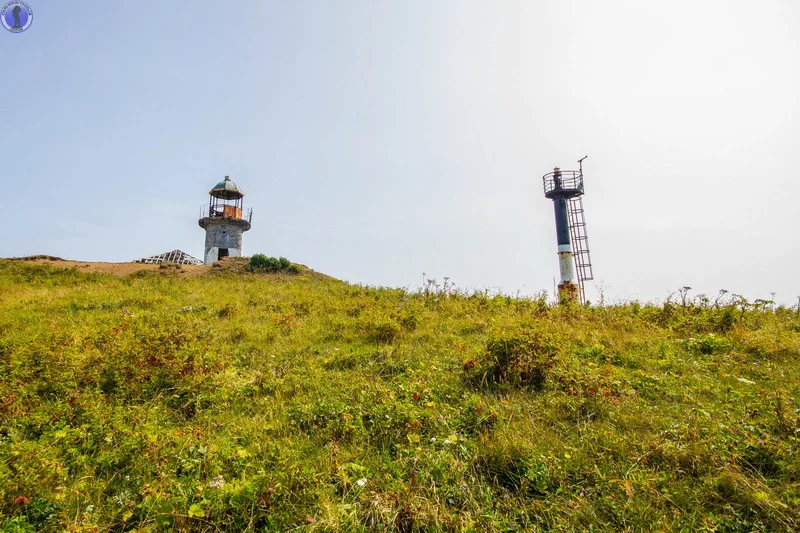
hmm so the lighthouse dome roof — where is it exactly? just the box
[209,176,244,199]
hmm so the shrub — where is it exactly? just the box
[247,254,299,274]
[717,308,737,332]
[473,440,531,490]
[398,306,420,331]
[0,516,36,533]
[367,319,401,344]
[469,329,561,389]
[686,333,729,355]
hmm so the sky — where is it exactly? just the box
[2,0,799,305]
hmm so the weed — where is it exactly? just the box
[687,333,730,355]
[469,328,561,389]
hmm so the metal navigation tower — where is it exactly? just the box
[542,156,594,304]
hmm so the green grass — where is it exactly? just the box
[0,258,798,532]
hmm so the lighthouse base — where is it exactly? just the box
[557,281,579,304]
[205,246,241,265]
[199,217,250,265]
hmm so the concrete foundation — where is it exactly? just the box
[557,280,579,304]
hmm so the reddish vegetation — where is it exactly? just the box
[13,495,30,507]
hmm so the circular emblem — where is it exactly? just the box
[2,1,33,33]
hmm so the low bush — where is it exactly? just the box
[246,254,299,274]
[468,328,561,389]
[686,333,729,355]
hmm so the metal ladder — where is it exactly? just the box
[567,196,594,304]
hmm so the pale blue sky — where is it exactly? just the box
[3,0,799,304]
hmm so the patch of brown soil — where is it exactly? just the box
[18,258,209,277]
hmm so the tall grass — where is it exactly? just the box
[0,259,798,531]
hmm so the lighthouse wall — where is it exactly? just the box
[202,219,245,265]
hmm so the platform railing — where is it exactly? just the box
[542,170,584,196]
[199,204,253,223]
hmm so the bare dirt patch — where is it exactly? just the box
[17,257,209,277]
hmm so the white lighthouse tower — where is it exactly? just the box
[198,176,252,265]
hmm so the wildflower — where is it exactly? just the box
[266,487,274,495]
[306,517,315,523]
[356,478,367,487]
[443,440,452,445]
[208,475,225,489]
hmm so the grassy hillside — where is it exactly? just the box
[0,258,798,532]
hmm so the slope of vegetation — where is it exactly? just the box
[0,259,798,532]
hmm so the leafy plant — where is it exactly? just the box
[246,254,299,273]
[686,333,729,355]
[470,328,561,389]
